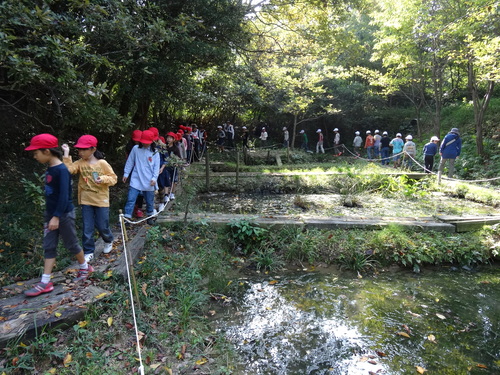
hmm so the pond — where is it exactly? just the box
[195,192,499,217]
[214,266,500,375]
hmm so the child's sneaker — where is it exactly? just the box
[169,193,175,200]
[24,282,54,297]
[163,195,170,203]
[84,253,94,263]
[74,265,94,282]
[103,242,113,254]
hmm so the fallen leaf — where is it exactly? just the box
[269,280,279,285]
[416,365,427,373]
[0,317,7,321]
[55,312,62,317]
[406,310,422,318]
[141,283,148,297]
[476,363,488,369]
[150,363,162,370]
[78,320,88,328]
[227,280,233,286]
[63,353,72,367]
[107,317,113,327]
[16,282,24,286]
[12,357,19,366]
[86,352,93,358]
[95,292,108,299]
[368,360,377,365]
[19,342,28,348]
[436,313,446,320]
[164,290,170,296]
[427,334,436,343]
[402,324,411,334]
[48,368,57,374]
[195,357,208,365]
[208,310,216,316]
[376,351,387,357]
[397,332,411,338]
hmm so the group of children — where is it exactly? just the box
[23,125,196,297]
[352,130,442,171]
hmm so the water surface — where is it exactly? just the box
[215,266,500,374]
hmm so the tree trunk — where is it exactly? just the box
[291,113,298,149]
[468,61,494,157]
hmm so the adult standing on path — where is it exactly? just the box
[333,128,341,156]
[373,130,382,159]
[225,121,235,149]
[438,127,462,183]
[316,129,325,154]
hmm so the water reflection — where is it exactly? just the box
[215,268,500,374]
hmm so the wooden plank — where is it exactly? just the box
[275,153,282,167]
[113,226,148,279]
[157,213,456,232]
[0,285,110,347]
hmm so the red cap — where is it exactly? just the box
[132,130,142,142]
[179,125,185,130]
[140,130,155,144]
[148,127,159,140]
[74,135,98,148]
[166,132,177,139]
[159,136,165,144]
[25,133,58,150]
[186,127,192,132]
[175,133,182,141]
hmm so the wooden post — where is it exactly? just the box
[119,210,128,242]
[287,146,290,163]
[236,149,240,188]
[205,148,210,191]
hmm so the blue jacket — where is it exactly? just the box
[423,142,438,156]
[440,132,461,159]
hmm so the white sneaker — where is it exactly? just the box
[169,193,175,200]
[103,242,113,254]
[84,253,94,263]
[158,203,165,212]
[163,195,170,203]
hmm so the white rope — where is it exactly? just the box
[405,153,500,183]
[119,213,145,375]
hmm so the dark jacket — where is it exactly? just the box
[440,132,461,158]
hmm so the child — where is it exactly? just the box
[364,130,374,159]
[123,130,160,225]
[24,134,93,297]
[389,133,404,168]
[353,131,362,156]
[423,136,440,173]
[316,129,324,154]
[62,135,117,262]
[402,135,416,169]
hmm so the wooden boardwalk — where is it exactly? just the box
[0,226,148,347]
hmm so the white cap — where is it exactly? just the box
[217,125,222,128]
[396,133,402,137]
[375,130,379,134]
[242,126,247,130]
[300,130,305,134]
[262,127,266,130]
[355,131,360,135]
[431,136,440,141]
[333,128,339,132]
[383,131,388,135]
[316,129,322,133]
[405,135,412,140]
[366,130,371,134]
[282,127,287,131]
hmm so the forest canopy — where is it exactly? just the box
[0,0,498,155]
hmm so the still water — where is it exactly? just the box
[215,266,500,375]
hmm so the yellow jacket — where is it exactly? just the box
[63,157,117,207]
